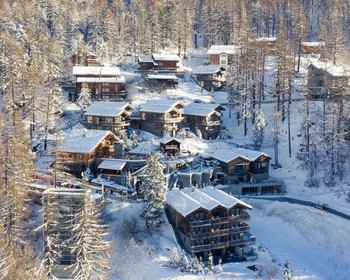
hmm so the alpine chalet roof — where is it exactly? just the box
[166,186,252,217]
[309,61,350,77]
[152,53,180,61]
[58,129,118,154]
[211,148,269,163]
[73,66,121,77]
[184,107,220,117]
[84,101,134,117]
[207,45,239,55]
[139,103,181,114]
[159,136,181,144]
[192,65,225,75]
[146,74,178,80]
[76,77,125,83]
[302,41,325,47]
[98,159,126,171]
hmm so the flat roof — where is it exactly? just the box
[98,159,126,171]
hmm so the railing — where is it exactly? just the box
[190,225,251,240]
[89,121,130,126]
[188,236,256,253]
[190,213,251,227]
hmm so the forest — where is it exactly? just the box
[1,0,350,279]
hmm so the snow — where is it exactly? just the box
[139,103,181,114]
[72,66,121,77]
[84,101,134,117]
[76,76,126,83]
[58,128,116,153]
[146,74,178,80]
[167,187,252,217]
[210,149,269,164]
[98,159,126,171]
[34,51,350,280]
[302,41,325,47]
[309,60,350,77]
[191,65,224,74]
[184,107,219,117]
[152,53,181,61]
[207,45,239,55]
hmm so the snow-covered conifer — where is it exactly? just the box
[215,258,223,274]
[142,153,166,227]
[169,247,179,268]
[207,252,214,274]
[178,250,190,272]
[77,82,92,110]
[283,260,293,280]
[253,107,266,149]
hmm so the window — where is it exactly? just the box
[220,54,228,65]
[235,165,246,174]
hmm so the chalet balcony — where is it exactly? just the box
[190,213,251,227]
[90,121,130,127]
[164,125,178,131]
[190,224,251,240]
[188,235,256,253]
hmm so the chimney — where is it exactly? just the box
[113,141,124,158]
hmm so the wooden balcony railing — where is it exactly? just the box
[190,213,251,227]
[190,225,251,240]
[188,235,256,253]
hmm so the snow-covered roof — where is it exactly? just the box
[211,148,269,163]
[309,61,350,77]
[192,65,225,75]
[138,57,156,64]
[73,66,121,77]
[152,54,180,61]
[98,159,126,171]
[186,102,225,112]
[139,104,181,114]
[76,76,125,83]
[146,74,178,80]
[159,136,181,144]
[166,186,252,217]
[302,42,325,47]
[144,99,186,108]
[184,107,220,117]
[254,37,277,42]
[207,45,239,55]
[202,186,252,209]
[58,128,118,154]
[84,101,134,117]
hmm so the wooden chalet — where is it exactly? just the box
[166,186,256,261]
[249,37,277,54]
[159,137,181,156]
[209,148,285,195]
[211,148,271,183]
[71,49,100,66]
[207,45,239,66]
[145,74,179,90]
[138,54,181,71]
[307,61,350,100]
[57,128,120,176]
[71,66,126,101]
[96,159,127,185]
[183,103,225,140]
[301,42,325,58]
[191,65,226,91]
[132,100,186,137]
[83,101,135,137]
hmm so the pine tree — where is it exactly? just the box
[253,107,266,149]
[283,260,293,280]
[207,252,214,274]
[76,82,92,110]
[169,247,179,268]
[142,153,166,227]
[178,250,190,272]
[69,192,111,280]
[215,258,223,274]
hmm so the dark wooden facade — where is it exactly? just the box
[160,138,181,156]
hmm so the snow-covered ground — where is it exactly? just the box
[34,52,350,279]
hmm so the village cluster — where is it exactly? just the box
[38,39,343,278]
